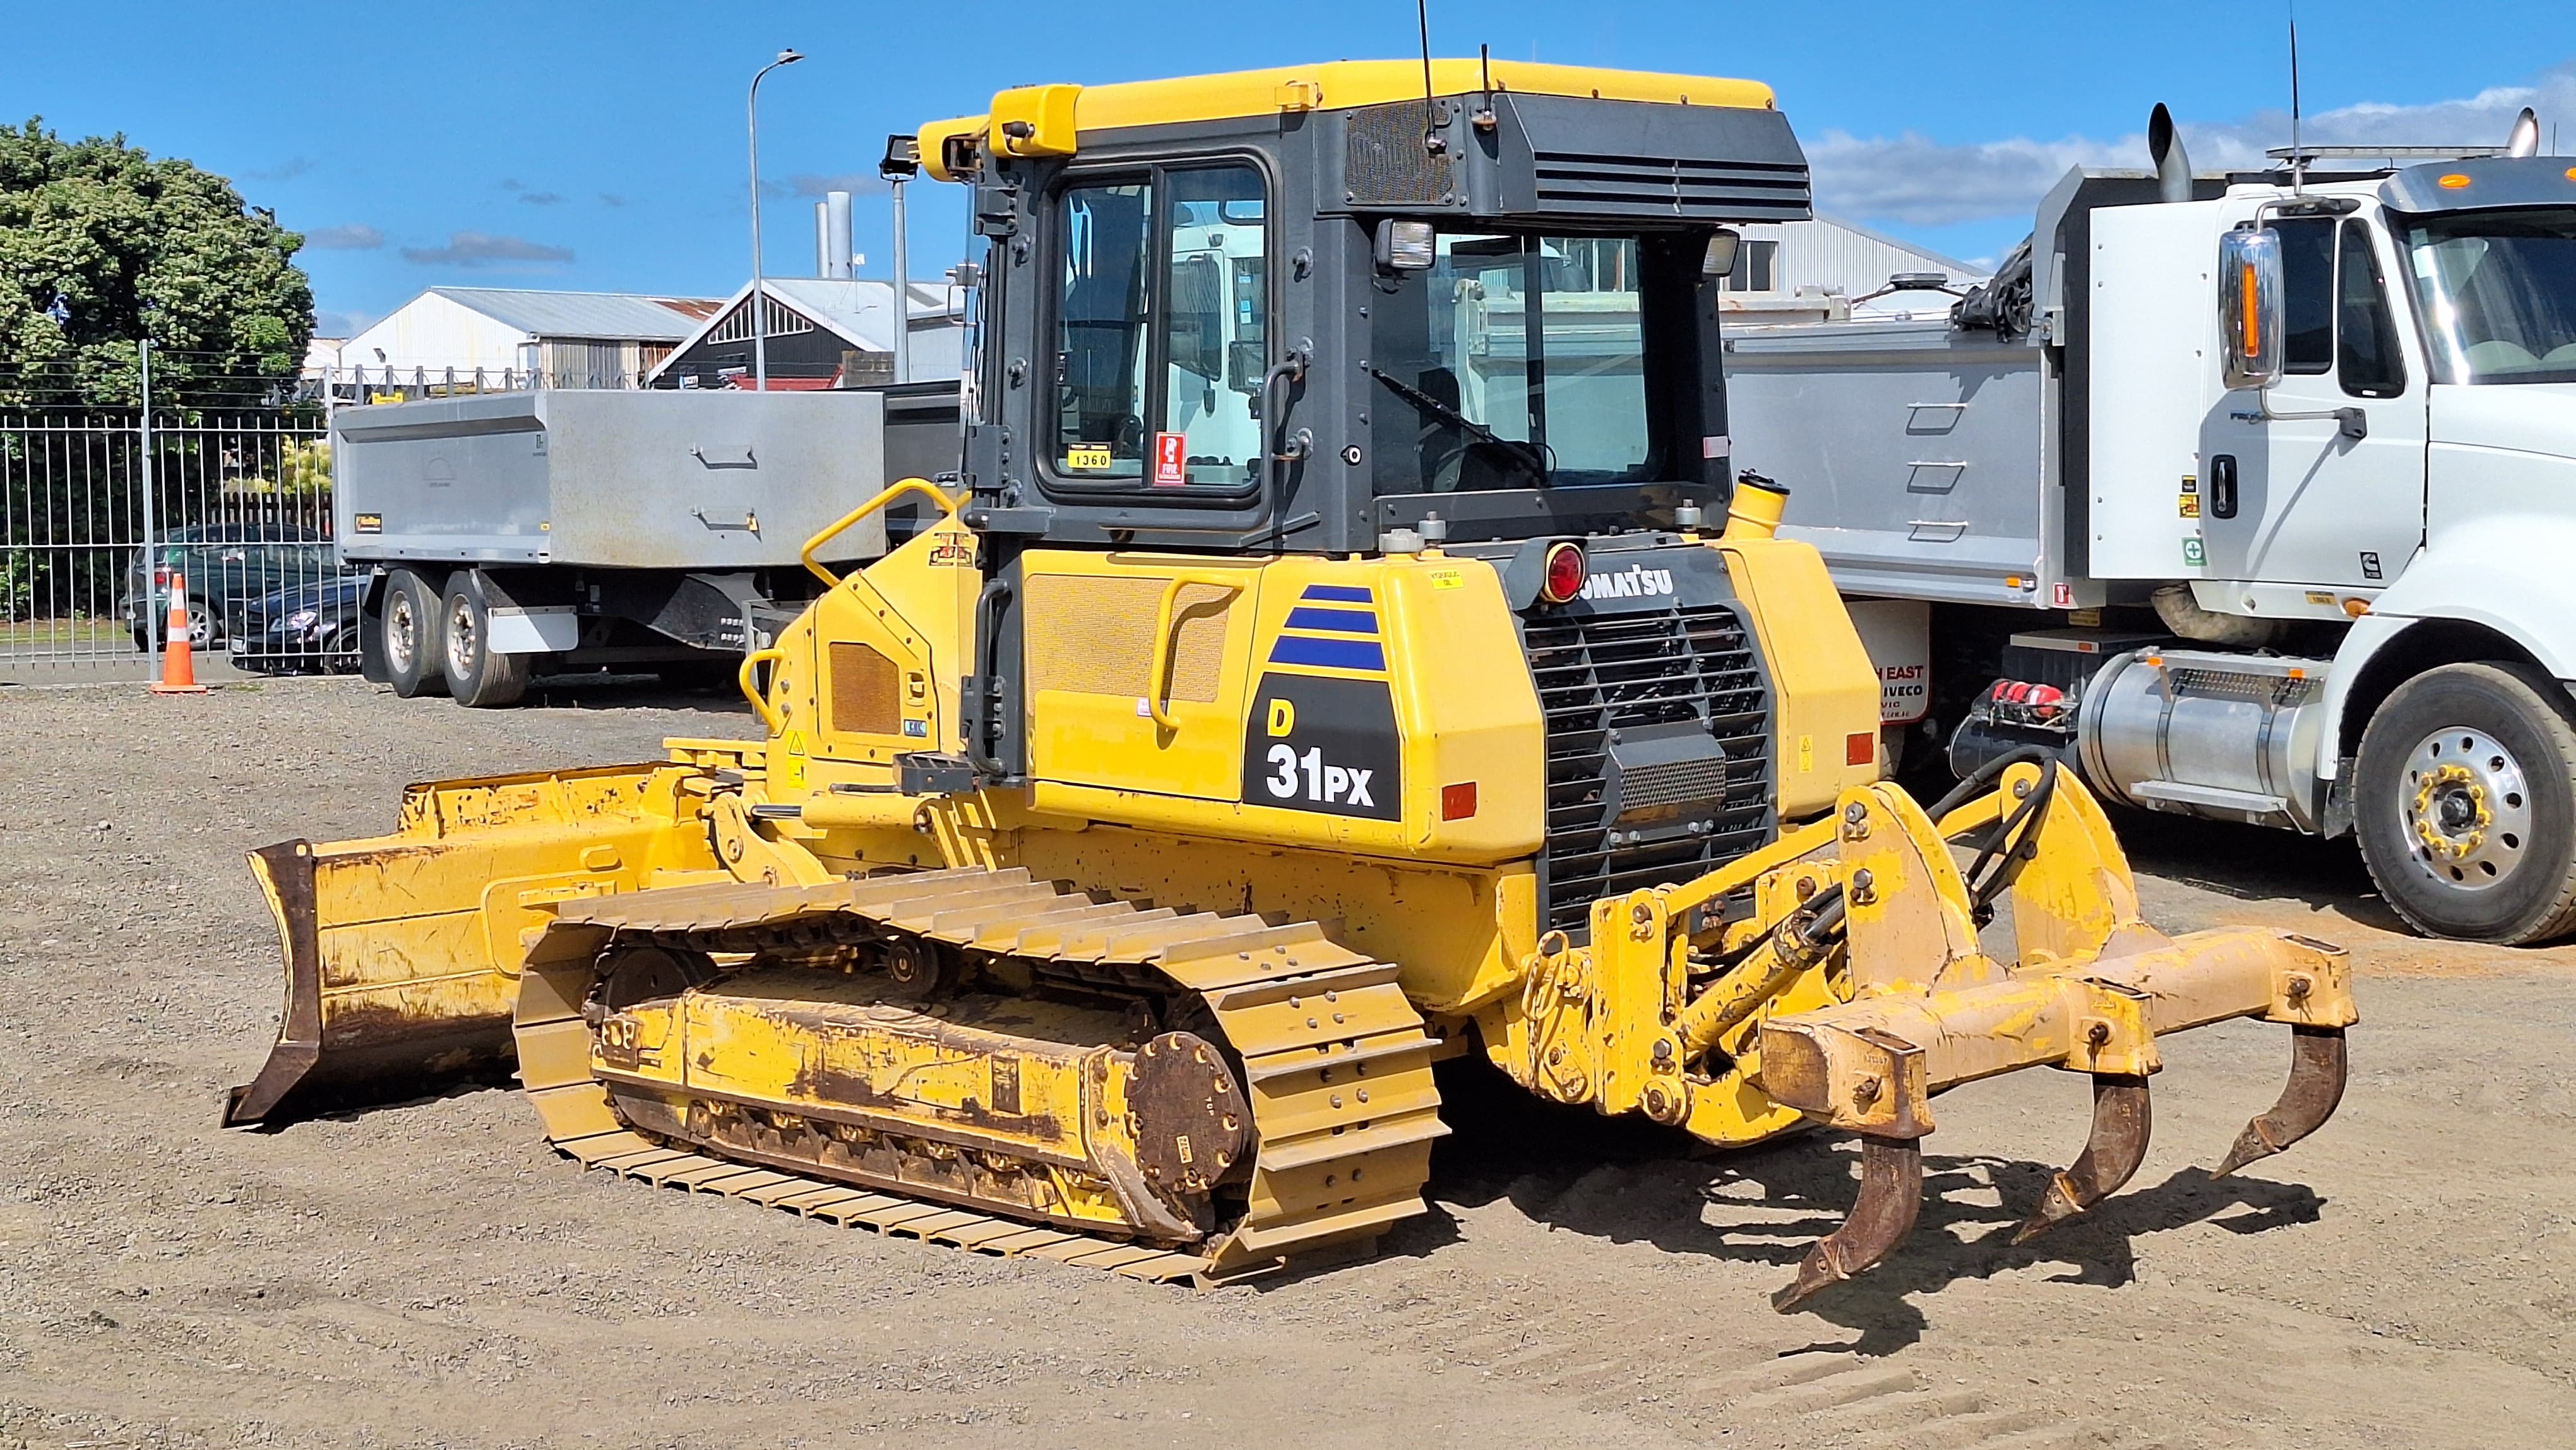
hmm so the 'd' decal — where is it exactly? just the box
[1240,673,1402,822]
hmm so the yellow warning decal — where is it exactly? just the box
[1427,567,1465,590]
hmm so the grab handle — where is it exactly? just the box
[801,477,962,587]
[1144,574,1245,730]
[737,647,788,733]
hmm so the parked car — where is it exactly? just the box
[227,572,366,675]
[124,523,343,651]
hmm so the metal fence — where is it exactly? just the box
[0,407,335,671]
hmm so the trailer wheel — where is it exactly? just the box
[440,573,530,709]
[2354,661,2576,944]
[381,569,447,698]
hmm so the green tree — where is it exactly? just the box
[0,117,314,407]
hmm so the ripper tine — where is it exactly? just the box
[2011,1074,2152,1245]
[1773,1136,1923,1313]
[2212,1026,2350,1179]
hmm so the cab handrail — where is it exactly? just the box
[801,477,962,587]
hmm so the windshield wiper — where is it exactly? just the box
[1364,363,1553,486]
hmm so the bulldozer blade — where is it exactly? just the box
[2010,1074,2152,1245]
[222,840,520,1127]
[1773,1135,1922,1313]
[2212,1026,2349,1179]
[222,760,719,1129]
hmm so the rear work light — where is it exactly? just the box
[1539,541,1586,605]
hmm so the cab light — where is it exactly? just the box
[2439,173,2472,189]
[1539,541,1586,604]
[1441,782,1479,820]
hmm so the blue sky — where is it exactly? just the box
[10,1,2573,335]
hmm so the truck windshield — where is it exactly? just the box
[2399,208,2576,383]
[1368,232,1656,491]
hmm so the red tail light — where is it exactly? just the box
[1539,541,1586,605]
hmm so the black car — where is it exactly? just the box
[227,572,367,674]
[124,522,343,650]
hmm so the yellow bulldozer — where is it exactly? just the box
[227,60,2355,1310]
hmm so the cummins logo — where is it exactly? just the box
[1578,565,1676,602]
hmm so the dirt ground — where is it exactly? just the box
[2,672,2571,1449]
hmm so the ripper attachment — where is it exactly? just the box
[1664,753,2356,1312]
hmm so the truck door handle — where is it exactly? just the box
[2210,455,2238,520]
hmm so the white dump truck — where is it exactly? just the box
[1727,107,2576,944]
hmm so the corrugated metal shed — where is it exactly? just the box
[424,287,719,342]
[1732,216,1987,297]
[647,279,966,387]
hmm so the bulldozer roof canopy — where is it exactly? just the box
[919,59,1779,181]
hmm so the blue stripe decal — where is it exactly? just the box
[1301,584,1374,603]
[1268,635,1387,672]
[1282,607,1378,635]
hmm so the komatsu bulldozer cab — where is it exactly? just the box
[915,62,1816,793]
[927,61,1806,550]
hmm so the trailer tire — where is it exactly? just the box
[440,573,530,709]
[381,569,448,698]
[2354,661,2576,945]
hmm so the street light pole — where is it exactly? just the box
[746,47,804,392]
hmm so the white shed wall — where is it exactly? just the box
[343,292,535,378]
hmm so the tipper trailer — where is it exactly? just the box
[335,385,955,704]
[1728,106,2576,944]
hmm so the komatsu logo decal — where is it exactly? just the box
[1578,565,1675,602]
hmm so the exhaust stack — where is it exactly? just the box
[2506,106,2542,160]
[2149,103,2193,204]
[815,190,854,279]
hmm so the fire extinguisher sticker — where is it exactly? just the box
[1151,432,1188,486]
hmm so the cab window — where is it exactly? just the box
[2276,217,2335,374]
[1369,231,1659,492]
[2335,220,2407,399]
[1050,163,1270,494]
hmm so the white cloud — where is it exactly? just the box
[399,231,575,267]
[1811,63,2576,229]
[304,224,384,250]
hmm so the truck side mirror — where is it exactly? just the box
[2218,226,2285,390]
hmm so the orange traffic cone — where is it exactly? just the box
[150,568,210,695]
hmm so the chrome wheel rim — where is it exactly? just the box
[2401,726,2532,892]
[445,596,477,679]
[385,592,416,673]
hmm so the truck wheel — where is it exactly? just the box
[440,574,530,708]
[2354,661,2576,944]
[381,569,448,698]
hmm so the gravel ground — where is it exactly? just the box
[1,673,2570,1449]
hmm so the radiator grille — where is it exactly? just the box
[1526,602,1772,937]
[1530,150,1810,222]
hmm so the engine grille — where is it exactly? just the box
[1526,602,1772,938]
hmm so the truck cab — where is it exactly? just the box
[1726,125,2576,944]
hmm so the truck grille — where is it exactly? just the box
[1526,602,1772,938]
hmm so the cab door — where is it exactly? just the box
[2203,216,2428,589]
[1018,551,1264,803]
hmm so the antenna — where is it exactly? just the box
[1417,0,1446,156]
[2287,4,2306,193]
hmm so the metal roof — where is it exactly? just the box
[648,279,964,378]
[426,287,724,341]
